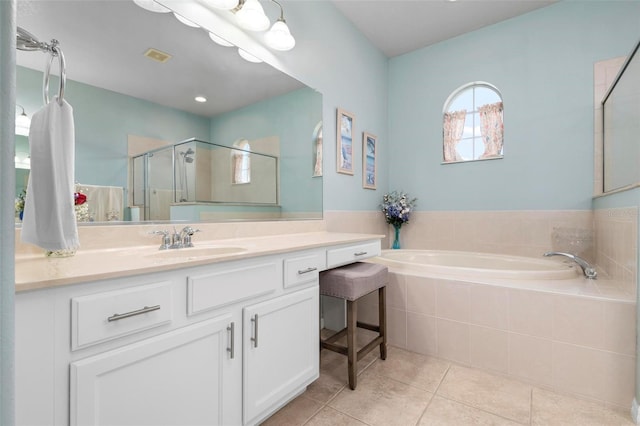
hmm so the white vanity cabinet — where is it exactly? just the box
[243,286,319,425]
[70,313,241,426]
[15,239,381,426]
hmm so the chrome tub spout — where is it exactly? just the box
[543,251,597,279]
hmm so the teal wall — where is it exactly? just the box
[209,87,323,214]
[273,1,389,211]
[388,1,640,211]
[16,66,210,191]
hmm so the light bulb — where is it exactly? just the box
[238,48,262,63]
[235,0,270,31]
[209,32,234,47]
[265,19,295,51]
[207,0,240,9]
[132,0,171,13]
[173,12,200,28]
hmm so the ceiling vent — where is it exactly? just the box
[144,48,172,63]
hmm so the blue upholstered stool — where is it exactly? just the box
[319,262,388,390]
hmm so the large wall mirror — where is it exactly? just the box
[15,0,322,224]
[603,38,640,193]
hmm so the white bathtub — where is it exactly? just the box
[360,249,635,408]
[371,249,578,280]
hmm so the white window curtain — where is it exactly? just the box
[443,109,467,162]
[478,101,504,158]
[232,140,251,184]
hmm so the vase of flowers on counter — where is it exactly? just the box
[381,191,417,249]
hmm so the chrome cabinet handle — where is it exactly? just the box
[227,322,235,359]
[354,251,368,256]
[297,267,318,275]
[107,305,160,322]
[251,314,259,348]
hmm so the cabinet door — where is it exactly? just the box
[243,286,319,425]
[70,314,241,426]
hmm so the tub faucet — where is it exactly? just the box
[543,251,597,279]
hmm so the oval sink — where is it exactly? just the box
[147,246,247,259]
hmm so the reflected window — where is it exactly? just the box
[443,82,503,163]
[232,139,251,184]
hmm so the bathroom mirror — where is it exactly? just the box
[15,0,322,223]
[603,38,640,193]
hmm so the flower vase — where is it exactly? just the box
[392,224,402,249]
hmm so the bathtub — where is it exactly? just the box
[360,249,635,409]
[371,249,578,280]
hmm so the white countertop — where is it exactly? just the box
[15,232,384,292]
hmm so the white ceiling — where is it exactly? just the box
[332,0,557,58]
[15,0,557,117]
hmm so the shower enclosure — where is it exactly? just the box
[132,139,278,221]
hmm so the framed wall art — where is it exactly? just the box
[336,108,355,175]
[362,132,377,189]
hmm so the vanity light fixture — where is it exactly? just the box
[207,0,240,10]
[132,0,170,13]
[238,48,263,63]
[209,31,234,47]
[195,96,207,103]
[235,0,270,31]
[173,12,200,28]
[264,0,295,51]
[15,104,31,137]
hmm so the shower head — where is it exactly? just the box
[179,149,195,163]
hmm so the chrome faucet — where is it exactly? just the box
[151,226,199,250]
[543,251,597,279]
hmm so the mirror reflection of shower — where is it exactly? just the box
[179,147,194,202]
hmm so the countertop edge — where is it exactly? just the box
[15,232,385,293]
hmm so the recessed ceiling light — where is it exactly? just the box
[195,96,207,103]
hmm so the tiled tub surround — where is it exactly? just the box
[327,210,595,261]
[326,209,637,297]
[354,266,636,409]
[594,207,638,298]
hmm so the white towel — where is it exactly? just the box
[21,97,80,251]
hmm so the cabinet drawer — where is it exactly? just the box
[283,251,326,288]
[326,240,381,269]
[187,261,279,316]
[71,281,173,350]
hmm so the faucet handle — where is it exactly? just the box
[181,226,200,236]
[584,267,598,279]
[181,226,200,247]
[150,230,171,250]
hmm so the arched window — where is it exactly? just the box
[232,139,251,184]
[442,82,504,163]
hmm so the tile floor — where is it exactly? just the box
[261,343,635,426]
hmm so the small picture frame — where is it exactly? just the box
[336,108,355,175]
[362,132,377,190]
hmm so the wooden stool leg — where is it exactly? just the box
[378,286,387,360]
[347,299,357,390]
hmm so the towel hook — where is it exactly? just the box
[43,40,66,106]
